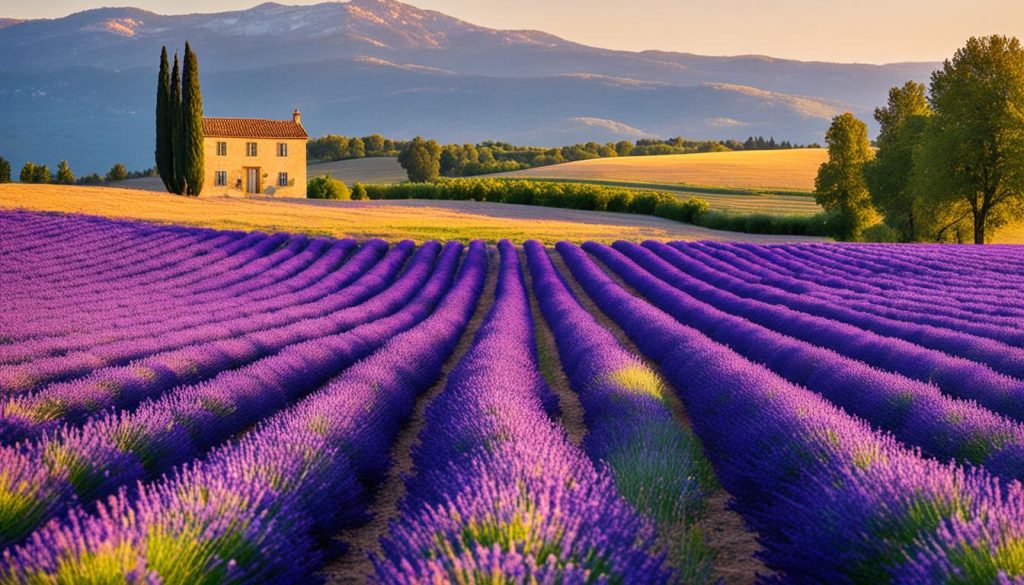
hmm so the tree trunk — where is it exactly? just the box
[974,210,986,244]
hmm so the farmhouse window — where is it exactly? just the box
[246,142,258,156]
[278,172,289,187]
[277,143,288,157]
[216,142,227,156]
[215,171,227,186]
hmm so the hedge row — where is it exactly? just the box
[363,178,829,237]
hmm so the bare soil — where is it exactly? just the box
[319,247,498,583]
[519,248,588,447]
[550,249,771,585]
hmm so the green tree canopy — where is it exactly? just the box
[106,163,129,182]
[864,81,932,241]
[348,137,366,158]
[0,157,10,183]
[914,35,1024,244]
[363,134,385,155]
[814,112,876,241]
[56,160,75,185]
[398,136,442,182]
[19,162,35,183]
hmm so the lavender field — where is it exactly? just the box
[5,209,1024,583]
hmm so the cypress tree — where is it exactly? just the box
[181,42,204,196]
[155,47,173,193]
[170,52,185,195]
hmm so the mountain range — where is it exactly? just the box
[0,0,940,173]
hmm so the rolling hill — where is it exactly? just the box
[497,149,827,192]
[0,0,938,174]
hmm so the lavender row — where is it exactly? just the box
[4,229,287,324]
[0,241,461,548]
[374,240,671,583]
[0,237,365,365]
[559,241,1024,583]
[643,241,1024,387]
[524,240,717,582]
[693,242,1024,335]
[2,217,230,298]
[0,242,439,444]
[0,241,488,584]
[743,243,1024,315]
[593,241,1024,480]
[0,240,400,393]
[1,222,333,339]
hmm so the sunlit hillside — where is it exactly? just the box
[496,149,828,193]
[0,184,825,244]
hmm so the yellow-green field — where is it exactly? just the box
[0,184,825,244]
[307,157,408,185]
[496,149,828,192]
[116,153,825,217]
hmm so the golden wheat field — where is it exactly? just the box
[0,184,825,244]
[497,149,828,193]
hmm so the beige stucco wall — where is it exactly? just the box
[200,137,307,198]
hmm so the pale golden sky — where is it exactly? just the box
[3,0,1023,63]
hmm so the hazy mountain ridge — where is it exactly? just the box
[0,0,939,173]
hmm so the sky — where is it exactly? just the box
[2,0,1023,64]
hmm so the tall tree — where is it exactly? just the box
[170,52,185,195]
[56,160,75,185]
[915,35,1024,244]
[864,81,932,241]
[19,163,35,183]
[155,47,174,193]
[32,164,51,184]
[815,113,876,241]
[397,136,441,182]
[181,42,204,196]
[0,157,10,183]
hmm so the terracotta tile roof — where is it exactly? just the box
[201,117,308,139]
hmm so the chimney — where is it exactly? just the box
[293,109,302,126]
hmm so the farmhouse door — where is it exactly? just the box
[246,168,260,194]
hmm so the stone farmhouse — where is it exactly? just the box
[200,110,308,197]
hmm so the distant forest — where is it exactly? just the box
[307,134,819,178]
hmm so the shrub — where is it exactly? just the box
[352,182,369,201]
[356,177,822,236]
[654,198,709,223]
[307,175,350,200]
[694,211,831,236]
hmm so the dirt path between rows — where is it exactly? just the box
[319,246,498,584]
[549,249,771,585]
[519,249,588,447]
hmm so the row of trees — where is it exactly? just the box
[0,157,135,185]
[156,43,204,196]
[816,35,1024,244]
[312,133,818,181]
[306,134,400,161]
